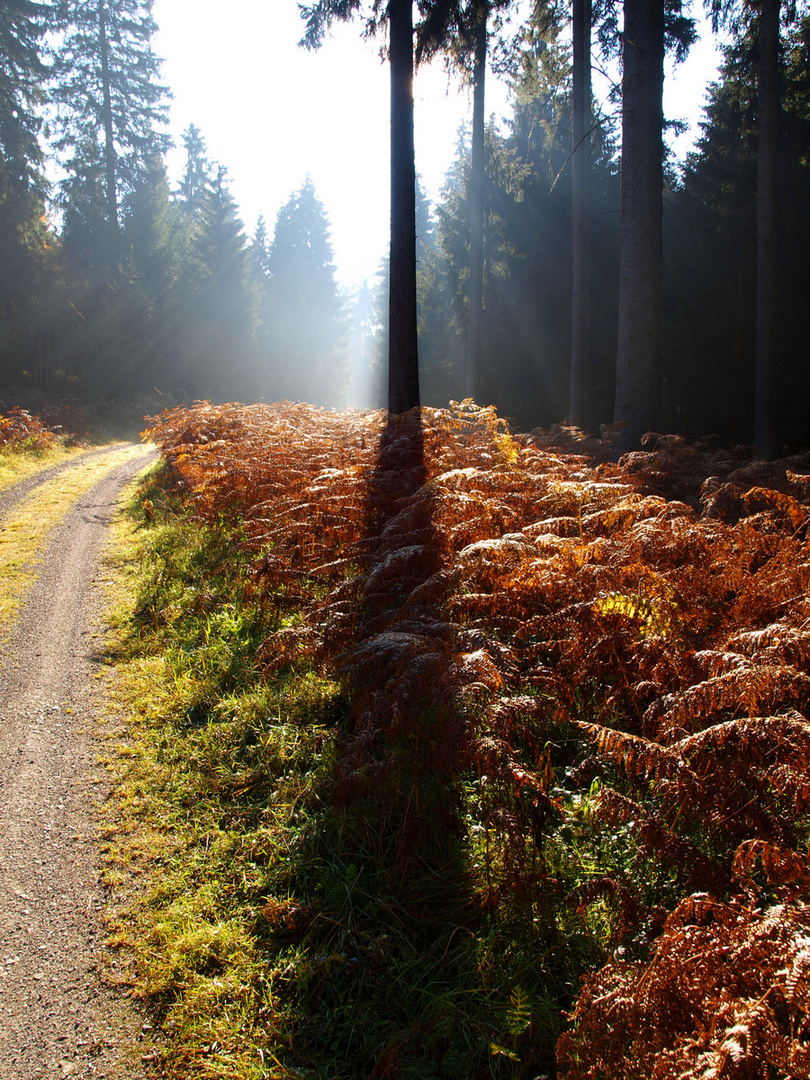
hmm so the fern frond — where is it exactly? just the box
[732,839,810,895]
[597,787,727,894]
[644,667,810,743]
[575,721,700,796]
[558,899,810,1079]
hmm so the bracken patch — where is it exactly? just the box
[142,401,810,1075]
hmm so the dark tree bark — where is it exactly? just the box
[465,1,487,403]
[388,0,420,414]
[569,0,592,427]
[755,0,780,458]
[612,0,665,453]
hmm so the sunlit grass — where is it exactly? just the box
[0,443,156,641]
[99,483,300,1076]
[0,441,88,493]
[95,474,582,1079]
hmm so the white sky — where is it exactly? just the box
[153,0,724,290]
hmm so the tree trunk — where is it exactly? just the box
[612,0,664,453]
[98,0,118,231]
[465,2,487,404]
[569,0,592,427]
[755,0,780,458]
[388,0,420,414]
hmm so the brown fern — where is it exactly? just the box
[557,898,810,1079]
[144,402,810,1074]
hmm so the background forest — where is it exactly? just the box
[2,0,810,447]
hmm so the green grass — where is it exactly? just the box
[0,440,89,493]
[98,469,639,1080]
[0,443,156,640]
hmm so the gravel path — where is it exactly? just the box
[0,446,157,1080]
[0,446,130,523]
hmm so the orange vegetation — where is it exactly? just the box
[145,400,810,1077]
[0,407,61,450]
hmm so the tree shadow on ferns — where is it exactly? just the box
[334,408,471,877]
[288,407,556,1077]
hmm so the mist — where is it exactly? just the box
[3,0,810,454]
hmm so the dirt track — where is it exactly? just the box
[0,446,156,1080]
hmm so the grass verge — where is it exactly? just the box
[98,470,588,1080]
[0,441,89,493]
[0,443,155,641]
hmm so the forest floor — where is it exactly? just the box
[0,444,156,1080]
[121,402,810,1079]
[6,403,810,1079]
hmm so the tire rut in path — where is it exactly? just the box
[0,445,130,525]
[0,447,156,1080]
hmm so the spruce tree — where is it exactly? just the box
[419,28,621,429]
[264,178,347,408]
[666,12,810,448]
[754,0,780,457]
[0,0,49,201]
[178,123,210,211]
[612,0,695,452]
[249,216,271,280]
[416,0,516,404]
[664,39,758,442]
[612,0,666,451]
[570,0,593,427]
[119,154,183,392]
[0,0,52,383]
[176,165,258,402]
[50,0,170,233]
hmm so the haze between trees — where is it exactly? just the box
[2,0,809,451]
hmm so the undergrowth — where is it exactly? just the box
[106,471,562,1079]
[0,407,91,490]
[104,402,810,1079]
[0,405,86,453]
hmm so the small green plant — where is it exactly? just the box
[490,986,532,1075]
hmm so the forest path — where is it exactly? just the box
[0,444,157,1080]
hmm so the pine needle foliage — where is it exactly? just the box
[139,401,810,1076]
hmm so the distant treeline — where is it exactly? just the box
[2,0,810,447]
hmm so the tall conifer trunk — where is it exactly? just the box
[569,0,591,427]
[465,1,487,403]
[612,0,664,452]
[388,0,420,414]
[755,0,780,458]
[98,0,118,231]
